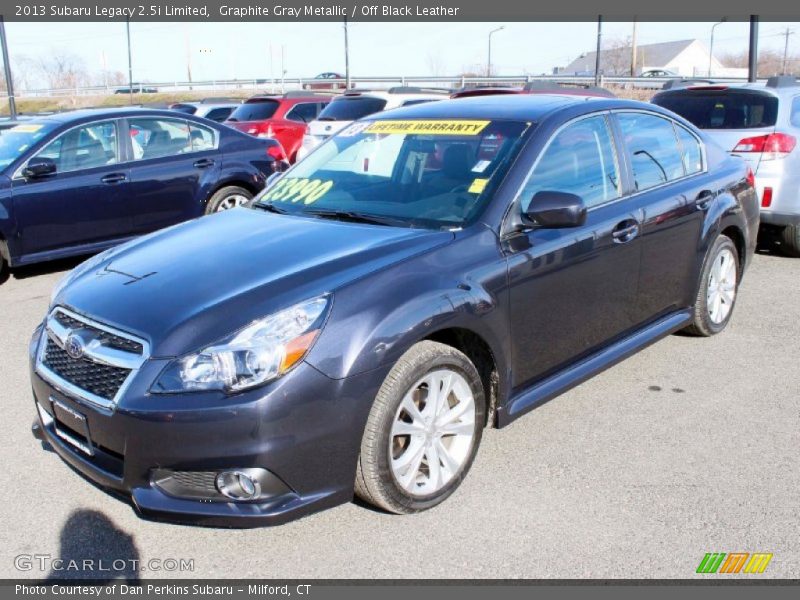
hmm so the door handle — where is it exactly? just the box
[101,173,126,184]
[695,190,715,210]
[193,158,215,169]
[612,221,640,244]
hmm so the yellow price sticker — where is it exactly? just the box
[262,178,334,205]
[365,120,490,136]
[468,178,488,194]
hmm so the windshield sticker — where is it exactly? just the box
[339,122,372,137]
[468,178,489,194]
[471,159,491,173]
[262,178,334,205]
[365,120,490,136]
[10,124,44,133]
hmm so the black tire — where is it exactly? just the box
[779,225,800,258]
[355,341,486,514]
[204,186,253,215]
[683,234,740,337]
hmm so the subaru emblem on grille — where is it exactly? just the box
[64,333,85,360]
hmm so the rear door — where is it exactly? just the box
[12,119,132,256]
[613,111,708,321]
[123,116,221,233]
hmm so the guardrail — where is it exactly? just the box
[1,74,766,98]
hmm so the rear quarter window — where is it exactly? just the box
[654,91,779,129]
[617,113,686,191]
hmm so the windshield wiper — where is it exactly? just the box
[252,201,289,214]
[303,208,408,227]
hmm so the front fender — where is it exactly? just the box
[305,230,511,389]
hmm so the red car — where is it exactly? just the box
[225,92,332,162]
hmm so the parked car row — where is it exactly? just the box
[0,108,287,277]
[25,89,762,526]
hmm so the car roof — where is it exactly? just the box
[14,107,213,126]
[368,94,648,122]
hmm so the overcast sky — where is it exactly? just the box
[4,20,798,86]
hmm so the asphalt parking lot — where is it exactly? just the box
[1,250,798,580]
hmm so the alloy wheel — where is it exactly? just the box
[706,247,737,324]
[389,369,476,497]
[216,194,250,212]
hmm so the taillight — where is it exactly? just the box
[266,143,286,162]
[257,122,274,138]
[746,166,755,188]
[761,186,773,208]
[733,132,796,160]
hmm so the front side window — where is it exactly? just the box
[520,115,620,211]
[253,119,531,229]
[127,118,215,160]
[31,120,118,173]
[617,113,686,191]
[0,121,58,171]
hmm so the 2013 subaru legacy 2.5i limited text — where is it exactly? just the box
[30,95,759,526]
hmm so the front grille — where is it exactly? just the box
[53,311,144,354]
[171,471,219,494]
[44,339,130,401]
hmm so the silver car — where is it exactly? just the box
[653,76,800,256]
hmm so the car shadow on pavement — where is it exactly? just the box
[42,509,141,583]
[12,256,87,281]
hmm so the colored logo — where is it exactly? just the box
[696,552,773,574]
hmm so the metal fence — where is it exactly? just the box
[1,74,765,98]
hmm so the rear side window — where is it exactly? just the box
[617,113,686,191]
[318,97,387,121]
[204,107,234,122]
[675,125,703,175]
[654,91,779,129]
[228,99,280,121]
[128,118,193,160]
[285,102,320,123]
[521,115,620,210]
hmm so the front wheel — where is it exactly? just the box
[355,341,486,514]
[684,234,740,336]
[205,186,253,214]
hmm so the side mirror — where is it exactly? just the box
[22,157,57,179]
[524,191,587,228]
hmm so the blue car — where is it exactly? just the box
[0,108,287,279]
[31,95,758,526]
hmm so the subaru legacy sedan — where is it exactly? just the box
[30,96,758,526]
[0,108,287,280]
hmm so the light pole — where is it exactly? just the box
[344,17,350,89]
[708,19,726,77]
[0,16,17,119]
[126,18,133,104]
[487,26,504,77]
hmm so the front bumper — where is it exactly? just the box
[29,327,385,527]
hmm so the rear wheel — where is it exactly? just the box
[205,186,253,215]
[684,235,739,336]
[779,225,800,258]
[355,341,485,514]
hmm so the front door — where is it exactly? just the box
[12,119,131,257]
[505,114,643,389]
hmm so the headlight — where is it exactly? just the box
[152,296,330,394]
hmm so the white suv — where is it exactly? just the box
[653,76,800,256]
[297,87,448,160]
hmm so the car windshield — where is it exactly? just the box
[317,97,388,121]
[654,91,779,129]
[0,121,58,170]
[253,118,531,229]
[228,99,280,121]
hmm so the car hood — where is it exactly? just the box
[56,209,453,357]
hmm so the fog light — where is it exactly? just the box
[216,470,261,501]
